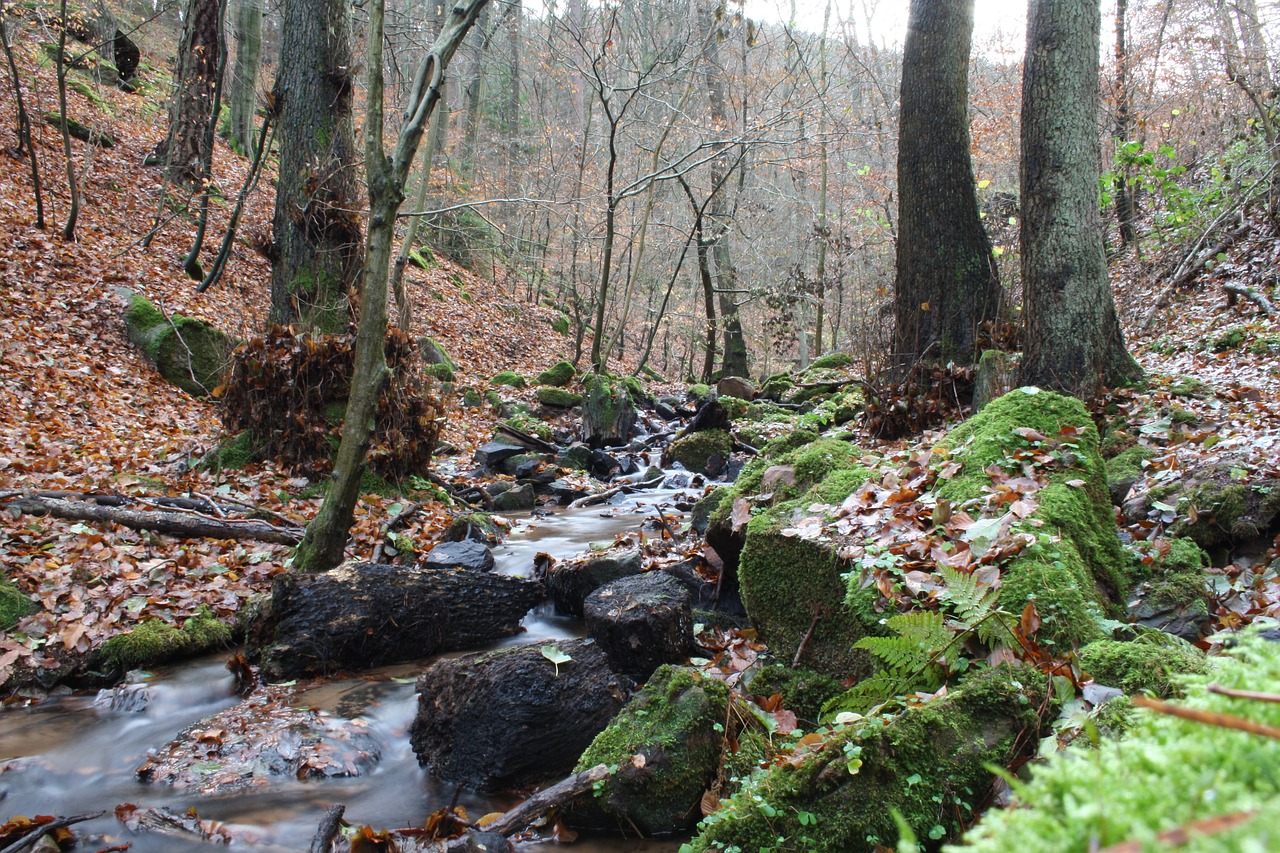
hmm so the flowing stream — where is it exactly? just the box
[0,485,692,852]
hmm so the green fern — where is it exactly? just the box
[937,565,1009,646]
[854,611,952,674]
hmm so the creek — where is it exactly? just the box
[0,485,692,852]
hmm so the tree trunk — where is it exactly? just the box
[292,0,490,572]
[893,0,1002,367]
[151,0,225,184]
[268,0,364,334]
[1020,0,1141,397]
[1112,0,1137,248]
[227,0,262,156]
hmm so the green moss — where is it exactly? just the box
[620,375,650,404]
[1079,636,1207,698]
[423,363,455,382]
[748,665,844,724]
[1169,376,1211,398]
[490,370,526,389]
[759,374,796,402]
[791,439,861,485]
[1173,482,1250,547]
[461,388,482,408]
[1106,446,1153,492]
[483,389,507,414]
[739,505,870,678]
[809,352,855,370]
[550,314,571,335]
[535,361,576,387]
[123,292,230,396]
[813,467,873,504]
[951,628,1280,852]
[1209,325,1246,352]
[535,386,583,408]
[692,487,735,533]
[690,665,1046,853]
[686,383,712,402]
[575,666,730,834]
[669,429,733,475]
[99,607,232,671]
[719,395,750,419]
[202,430,260,472]
[0,579,33,631]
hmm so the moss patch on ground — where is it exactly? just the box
[0,579,33,631]
[490,370,527,389]
[1079,635,1208,698]
[952,627,1280,853]
[574,666,730,835]
[535,386,583,408]
[688,665,1046,853]
[535,360,575,387]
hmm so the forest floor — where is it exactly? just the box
[1,30,1278,694]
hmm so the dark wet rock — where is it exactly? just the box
[245,564,543,680]
[557,444,593,471]
[447,831,514,853]
[441,513,502,545]
[654,400,679,420]
[683,399,732,434]
[474,442,526,469]
[410,638,633,793]
[666,429,731,478]
[585,572,694,681]
[662,471,693,489]
[422,540,495,572]
[136,684,380,793]
[493,482,537,511]
[717,376,756,401]
[500,452,546,477]
[661,556,740,613]
[590,448,623,480]
[95,682,151,713]
[545,479,592,504]
[548,549,644,617]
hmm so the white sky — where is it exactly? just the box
[743,0,1028,58]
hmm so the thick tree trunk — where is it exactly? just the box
[1020,0,1141,397]
[1112,0,1138,248]
[893,0,1002,367]
[268,0,364,333]
[151,0,224,185]
[227,0,262,156]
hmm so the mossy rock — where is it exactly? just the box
[809,352,854,370]
[1106,445,1154,502]
[718,395,750,419]
[935,388,1128,648]
[549,314,571,335]
[759,374,796,402]
[1164,467,1280,550]
[1169,376,1211,398]
[1079,635,1207,698]
[536,386,583,408]
[952,627,1280,852]
[738,504,870,678]
[461,388,482,408]
[98,607,232,671]
[688,665,1047,853]
[490,370,526,389]
[572,665,730,835]
[123,291,230,397]
[0,579,33,632]
[535,360,576,387]
[668,429,733,477]
[748,665,844,725]
[813,467,873,504]
[202,430,261,471]
[500,412,553,442]
[43,111,116,146]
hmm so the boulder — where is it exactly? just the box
[493,482,537,511]
[557,443,593,471]
[474,442,526,469]
[245,564,543,680]
[421,540,495,572]
[584,573,694,680]
[569,666,730,835]
[410,638,633,792]
[418,337,456,382]
[548,549,643,617]
[441,512,502,545]
[717,376,756,400]
[536,386,583,408]
[535,361,577,387]
[122,290,230,397]
[666,429,732,478]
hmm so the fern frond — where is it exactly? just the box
[855,611,950,674]
[821,672,901,719]
[938,565,1009,646]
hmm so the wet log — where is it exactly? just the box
[483,764,610,836]
[584,573,694,681]
[245,564,544,680]
[410,638,633,793]
[0,812,104,853]
[1,494,302,544]
[309,805,345,853]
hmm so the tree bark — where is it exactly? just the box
[1112,0,1138,248]
[893,0,1002,367]
[151,0,225,185]
[227,0,262,156]
[1020,0,1141,397]
[268,0,364,333]
[292,0,489,572]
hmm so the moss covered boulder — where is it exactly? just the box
[1155,463,1280,552]
[0,579,33,632]
[571,666,730,835]
[98,607,232,672]
[535,360,576,387]
[688,665,1046,853]
[936,388,1129,650]
[418,336,456,382]
[123,290,230,396]
[1106,445,1153,504]
[668,429,733,477]
[1127,538,1213,641]
[1079,633,1207,698]
[535,386,583,408]
[490,370,527,389]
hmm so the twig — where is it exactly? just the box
[480,765,610,836]
[1223,282,1278,317]
[372,500,427,562]
[0,811,105,853]
[308,804,345,853]
[1133,695,1280,740]
[568,475,665,508]
[1097,810,1257,853]
[1207,683,1280,704]
[792,607,821,668]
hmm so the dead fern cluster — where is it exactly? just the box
[861,362,976,440]
[220,325,442,479]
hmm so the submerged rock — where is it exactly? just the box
[410,638,633,793]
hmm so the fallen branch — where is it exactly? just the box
[494,422,558,454]
[1223,282,1278,317]
[1133,695,1280,740]
[2,495,304,544]
[480,764,610,836]
[0,812,104,853]
[1142,223,1252,327]
[568,475,665,508]
[1098,809,1257,853]
[309,805,345,853]
[1207,683,1280,704]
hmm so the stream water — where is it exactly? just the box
[0,485,693,852]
